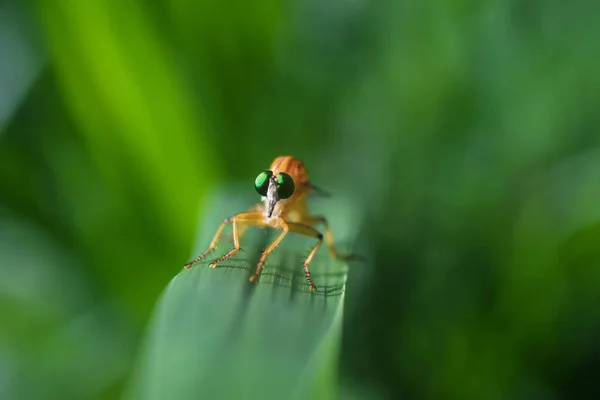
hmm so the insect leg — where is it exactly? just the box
[234,204,263,241]
[249,219,289,284]
[207,211,264,268]
[287,223,324,292]
[302,216,343,260]
[184,219,229,268]
[217,213,290,285]
[208,215,242,268]
[183,211,263,269]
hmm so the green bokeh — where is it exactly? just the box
[2,0,600,398]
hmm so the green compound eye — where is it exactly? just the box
[276,172,295,199]
[254,170,272,196]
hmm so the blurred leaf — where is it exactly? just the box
[166,0,288,171]
[128,185,361,399]
[0,208,134,399]
[501,148,600,336]
[0,0,45,132]
[35,0,219,318]
[36,0,216,236]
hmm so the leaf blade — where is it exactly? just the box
[128,185,359,399]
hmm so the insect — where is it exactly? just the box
[184,155,345,292]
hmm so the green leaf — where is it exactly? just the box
[128,185,360,399]
[0,1,45,132]
[0,208,133,399]
[35,0,220,319]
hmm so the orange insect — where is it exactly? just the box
[184,156,345,292]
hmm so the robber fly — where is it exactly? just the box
[184,156,346,292]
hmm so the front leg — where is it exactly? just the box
[198,212,290,284]
[249,218,289,284]
[183,218,229,268]
[184,211,263,269]
[208,214,242,268]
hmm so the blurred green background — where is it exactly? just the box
[2,0,600,398]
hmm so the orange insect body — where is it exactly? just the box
[184,156,343,292]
